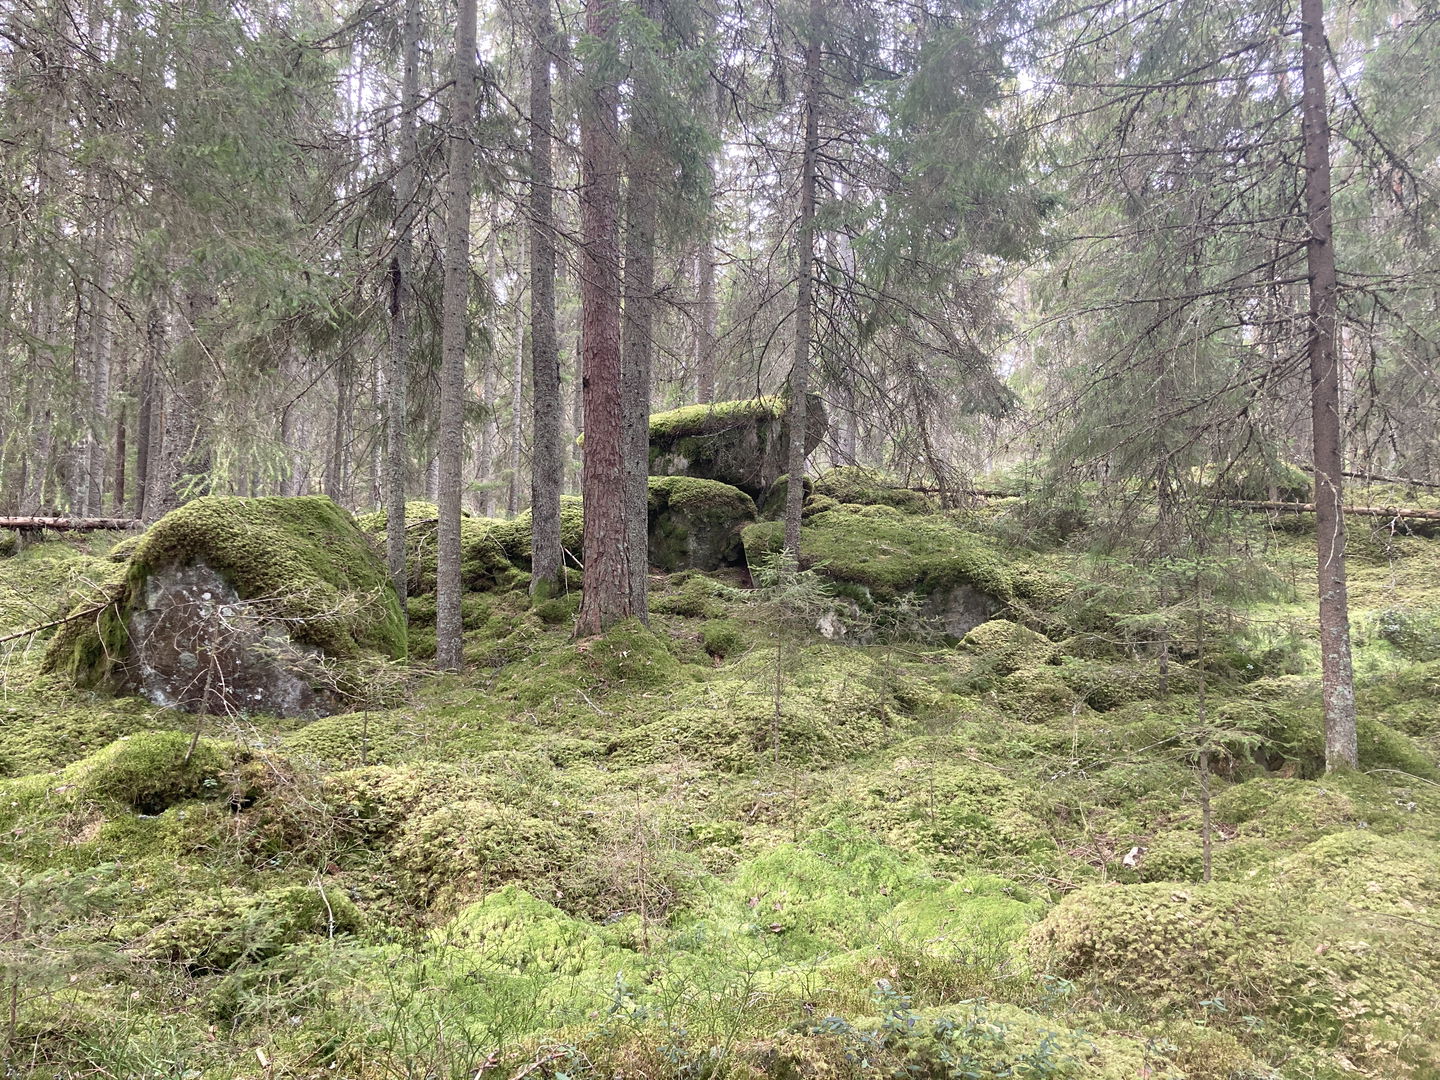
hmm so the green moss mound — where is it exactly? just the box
[141,884,361,970]
[811,466,936,514]
[647,476,756,572]
[743,505,1014,604]
[358,501,524,595]
[47,496,406,688]
[1026,880,1294,1009]
[960,619,1056,677]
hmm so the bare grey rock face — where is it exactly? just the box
[122,561,338,717]
[922,583,1002,640]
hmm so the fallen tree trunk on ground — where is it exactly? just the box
[0,516,141,532]
[1224,500,1440,521]
[1298,465,1440,490]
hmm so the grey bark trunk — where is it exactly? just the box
[783,2,822,559]
[135,305,162,519]
[1301,0,1357,771]
[621,33,659,620]
[384,0,420,608]
[528,0,565,595]
[574,0,633,636]
[695,244,717,404]
[435,0,478,671]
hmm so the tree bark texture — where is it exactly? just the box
[1301,0,1357,771]
[575,0,633,637]
[783,1,822,560]
[384,0,420,609]
[621,11,659,621]
[435,0,477,671]
[529,0,565,596]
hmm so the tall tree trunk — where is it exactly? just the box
[529,0,565,595]
[134,305,162,519]
[695,244,717,404]
[435,0,477,671]
[385,0,420,606]
[574,0,632,637]
[113,340,127,514]
[325,357,353,504]
[1301,0,1356,771]
[508,272,525,516]
[621,19,659,621]
[783,0,822,559]
[86,199,114,515]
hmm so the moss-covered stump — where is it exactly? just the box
[45,496,405,717]
[648,396,827,498]
[647,477,756,572]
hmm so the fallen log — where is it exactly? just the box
[1224,500,1440,521]
[1298,465,1440,491]
[0,516,141,532]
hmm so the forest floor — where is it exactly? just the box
[2,488,1439,1080]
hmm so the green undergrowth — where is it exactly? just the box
[3,508,1440,1078]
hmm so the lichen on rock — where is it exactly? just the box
[45,496,405,717]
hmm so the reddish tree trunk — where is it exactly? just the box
[574,0,633,637]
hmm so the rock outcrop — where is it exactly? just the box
[648,396,827,499]
[46,496,405,717]
[646,477,757,573]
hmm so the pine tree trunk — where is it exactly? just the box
[134,305,161,519]
[325,357,353,504]
[507,235,525,517]
[1300,0,1357,771]
[86,200,114,515]
[435,0,477,671]
[529,0,565,595]
[621,29,659,621]
[783,1,822,559]
[695,244,717,404]
[384,0,419,606]
[574,0,633,637]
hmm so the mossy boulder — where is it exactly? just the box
[358,501,525,595]
[490,496,586,570]
[960,619,1056,676]
[647,477,756,572]
[743,505,1013,636]
[811,466,935,514]
[1026,880,1295,1010]
[648,396,827,498]
[141,883,361,971]
[45,496,405,717]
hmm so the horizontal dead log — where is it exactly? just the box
[1298,465,1440,490]
[1224,500,1440,521]
[0,516,141,532]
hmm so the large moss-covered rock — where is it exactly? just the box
[811,466,935,514]
[357,502,527,595]
[648,396,827,498]
[742,504,1013,635]
[45,496,405,717]
[647,477,756,572]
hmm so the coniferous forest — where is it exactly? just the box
[3,0,1440,1076]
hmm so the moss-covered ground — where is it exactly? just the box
[2,489,1438,1079]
